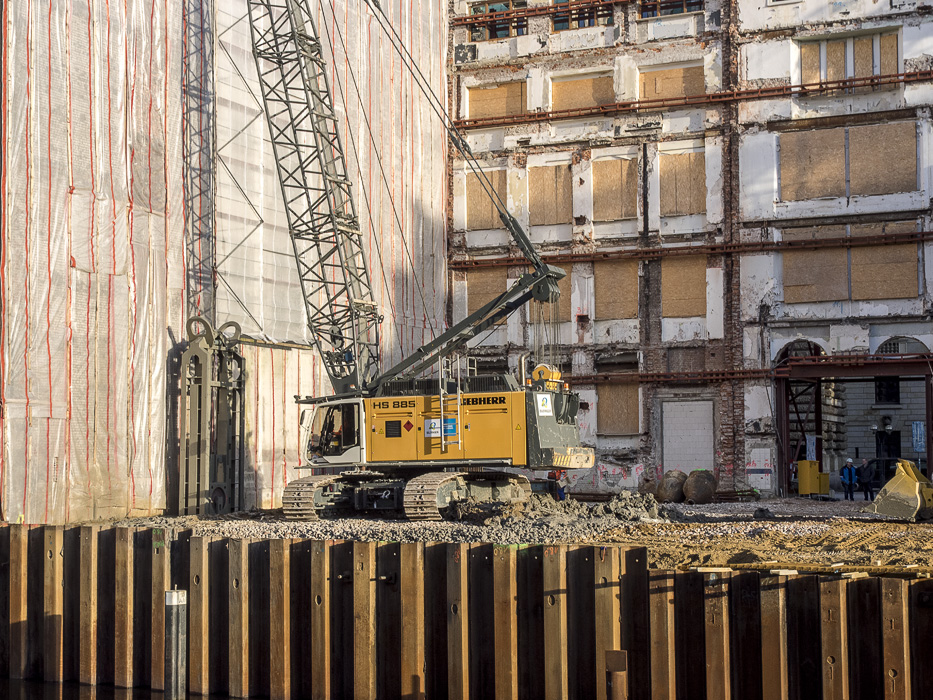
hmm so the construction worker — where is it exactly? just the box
[840,458,857,501]
[858,458,876,501]
[547,469,568,501]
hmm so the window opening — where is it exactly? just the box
[309,403,361,458]
[470,1,528,41]
[640,0,703,19]
[874,378,901,405]
[553,0,613,31]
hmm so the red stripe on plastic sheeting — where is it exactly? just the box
[85,0,94,499]
[0,0,8,514]
[45,0,54,522]
[23,0,33,519]
[270,347,276,503]
[253,349,259,504]
[105,0,115,493]
[127,0,137,509]
[145,0,156,508]
[64,0,75,523]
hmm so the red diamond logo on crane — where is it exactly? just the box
[404,420,414,432]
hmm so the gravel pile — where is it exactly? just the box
[116,491,669,545]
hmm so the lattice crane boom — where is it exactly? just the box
[247,0,381,394]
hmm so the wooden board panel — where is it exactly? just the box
[353,541,377,700]
[399,542,426,700]
[493,545,518,700]
[730,572,763,699]
[853,37,874,79]
[848,577,883,700]
[43,527,64,683]
[849,122,917,196]
[268,539,291,700]
[423,543,448,700]
[594,259,638,320]
[787,576,822,699]
[909,580,933,699]
[596,383,639,436]
[594,547,621,700]
[188,536,210,696]
[850,244,918,301]
[529,165,573,226]
[661,255,707,318]
[466,169,507,231]
[113,527,134,688]
[467,267,508,324]
[593,159,638,222]
[881,33,898,75]
[821,578,849,700]
[150,528,171,691]
[517,545,545,700]
[782,249,848,304]
[468,544,495,698]
[800,42,821,85]
[639,65,705,101]
[703,572,731,700]
[228,539,250,699]
[674,571,705,700]
[553,75,615,111]
[79,526,98,686]
[376,541,402,697]
[543,544,568,700]
[826,39,846,89]
[469,82,527,120]
[447,543,470,700]
[881,578,910,700]
[648,570,676,700]
[780,128,846,201]
[659,151,706,217]
[760,575,789,700]
[566,546,596,700]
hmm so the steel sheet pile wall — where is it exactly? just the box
[2,526,932,699]
[0,0,186,524]
[207,0,449,510]
[0,0,448,521]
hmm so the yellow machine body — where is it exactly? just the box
[366,391,528,466]
[797,460,828,496]
[868,459,933,521]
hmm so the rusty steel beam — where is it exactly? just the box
[449,230,933,270]
[454,70,933,129]
[451,0,620,27]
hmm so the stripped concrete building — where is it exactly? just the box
[448,0,933,495]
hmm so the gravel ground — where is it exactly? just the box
[115,493,933,570]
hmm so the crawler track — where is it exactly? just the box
[282,474,343,520]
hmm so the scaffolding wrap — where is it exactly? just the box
[0,0,448,522]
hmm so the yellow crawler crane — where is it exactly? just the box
[867,459,933,522]
[243,1,594,521]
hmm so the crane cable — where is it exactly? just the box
[319,2,438,343]
[362,0,521,261]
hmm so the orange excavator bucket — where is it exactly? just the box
[867,459,933,521]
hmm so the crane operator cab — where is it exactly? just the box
[305,400,364,465]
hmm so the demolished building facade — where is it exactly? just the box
[448,0,933,495]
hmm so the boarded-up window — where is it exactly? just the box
[800,42,821,85]
[594,260,638,320]
[466,170,507,231]
[552,75,615,112]
[468,82,527,120]
[596,383,639,435]
[849,122,917,196]
[850,221,918,300]
[880,33,898,75]
[661,256,706,318]
[781,226,848,304]
[467,267,508,321]
[779,129,846,201]
[798,33,899,90]
[639,65,705,101]
[825,39,846,85]
[851,245,918,300]
[529,165,573,226]
[592,159,638,222]
[659,151,706,217]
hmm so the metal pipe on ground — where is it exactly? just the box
[164,590,188,700]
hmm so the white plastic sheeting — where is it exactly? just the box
[0,0,185,523]
[214,1,449,509]
[0,0,448,521]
